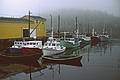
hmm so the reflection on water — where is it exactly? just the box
[0,41,120,80]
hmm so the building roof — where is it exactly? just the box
[0,15,46,22]
[0,17,29,22]
[22,15,46,21]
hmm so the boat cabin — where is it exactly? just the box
[12,41,42,48]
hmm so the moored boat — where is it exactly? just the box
[60,17,81,49]
[9,40,43,55]
[91,28,101,45]
[21,41,42,54]
[42,15,66,56]
[99,34,109,42]
[41,55,82,67]
[0,50,42,64]
[60,38,81,49]
[42,37,66,56]
[99,26,110,42]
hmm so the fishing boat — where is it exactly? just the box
[21,41,42,54]
[38,47,84,67]
[9,41,22,53]
[42,15,66,56]
[60,17,81,49]
[40,55,82,67]
[60,37,81,49]
[78,34,91,45]
[91,28,101,45]
[99,28,109,42]
[79,34,91,41]
[0,50,42,64]
[9,11,43,55]
[42,37,66,56]
[99,34,109,42]
[9,40,43,54]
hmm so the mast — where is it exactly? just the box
[50,15,53,38]
[103,24,106,35]
[28,10,31,37]
[75,16,78,38]
[58,15,60,38]
[88,24,90,34]
[92,28,95,36]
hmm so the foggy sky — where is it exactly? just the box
[0,0,120,17]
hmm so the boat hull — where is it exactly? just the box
[42,48,65,56]
[0,51,42,64]
[21,48,42,54]
[99,36,109,42]
[91,36,100,46]
[41,56,82,67]
[9,47,21,53]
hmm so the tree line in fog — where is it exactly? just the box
[40,9,120,39]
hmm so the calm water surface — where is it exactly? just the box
[0,40,120,80]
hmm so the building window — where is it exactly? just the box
[36,20,39,24]
[23,29,29,37]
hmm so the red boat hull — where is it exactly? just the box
[91,36,101,46]
[21,48,43,55]
[42,56,82,67]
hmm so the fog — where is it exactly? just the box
[0,0,120,17]
[0,0,120,38]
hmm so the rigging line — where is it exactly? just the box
[30,22,40,36]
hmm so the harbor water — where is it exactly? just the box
[0,40,120,80]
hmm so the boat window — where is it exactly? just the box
[57,44,60,46]
[30,43,32,45]
[20,43,22,44]
[45,43,47,46]
[71,39,74,41]
[36,43,38,45]
[66,39,68,40]
[33,43,36,45]
[52,43,55,46]
[61,39,63,40]
[23,43,26,45]
[49,43,51,46]
[27,43,29,45]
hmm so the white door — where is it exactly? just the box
[30,29,36,39]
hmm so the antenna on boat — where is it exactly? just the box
[50,14,53,39]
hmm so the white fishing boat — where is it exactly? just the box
[10,40,43,54]
[42,15,66,56]
[42,37,66,56]
[99,28,109,42]
[9,11,43,54]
